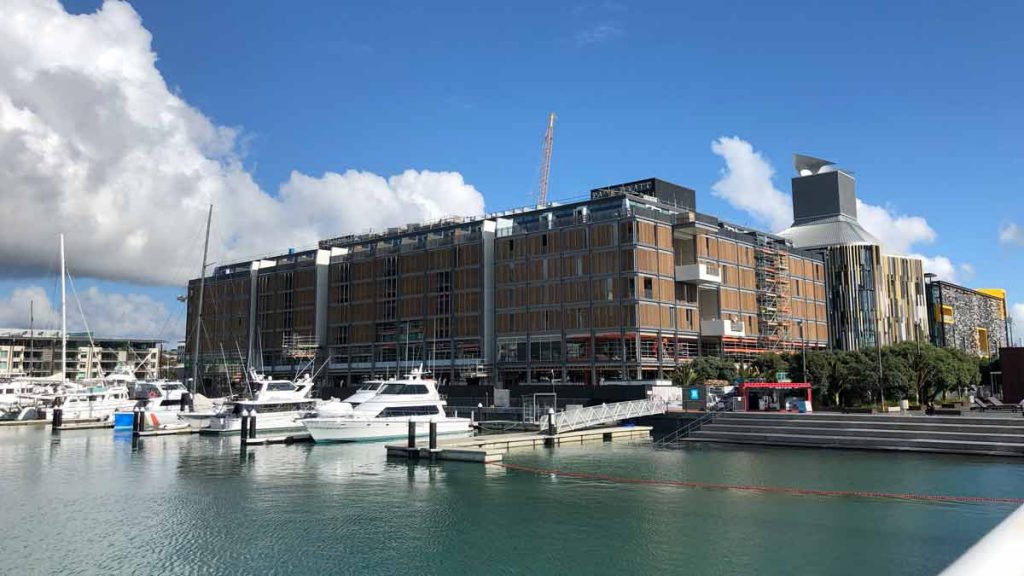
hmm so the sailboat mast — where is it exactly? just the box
[191,205,213,396]
[60,234,67,385]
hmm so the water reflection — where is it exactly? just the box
[0,427,1019,575]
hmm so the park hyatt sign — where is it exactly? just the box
[590,178,696,210]
[591,179,657,199]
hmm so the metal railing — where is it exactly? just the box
[655,404,731,447]
[539,398,667,434]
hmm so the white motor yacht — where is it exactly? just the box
[196,372,318,434]
[42,384,132,421]
[301,367,471,443]
[314,377,396,418]
[0,381,33,410]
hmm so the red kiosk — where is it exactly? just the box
[739,382,812,412]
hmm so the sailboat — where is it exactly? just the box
[14,235,133,421]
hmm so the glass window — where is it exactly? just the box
[380,384,429,395]
[378,405,442,417]
[267,382,296,392]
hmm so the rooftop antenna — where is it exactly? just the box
[537,112,556,206]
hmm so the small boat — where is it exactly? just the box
[301,367,472,443]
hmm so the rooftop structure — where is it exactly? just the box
[778,154,927,351]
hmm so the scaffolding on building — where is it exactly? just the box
[282,333,319,360]
[755,235,792,352]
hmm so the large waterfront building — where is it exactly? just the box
[0,328,162,380]
[779,155,927,351]
[187,177,828,389]
[925,279,1008,357]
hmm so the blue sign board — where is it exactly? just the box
[689,388,700,401]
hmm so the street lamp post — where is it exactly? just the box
[797,320,807,382]
[876,318,885,411]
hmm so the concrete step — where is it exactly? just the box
[704,424,1024,444]
[707,418,1024,435]
[716,412,1024,427]
[688,430,1024,457]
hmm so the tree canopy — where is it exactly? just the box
[684,342,983,408]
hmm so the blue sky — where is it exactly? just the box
[1,0,1022,340]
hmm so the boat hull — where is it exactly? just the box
[302,417,472,443]
[113,408,186,430]
[202,411,308,435]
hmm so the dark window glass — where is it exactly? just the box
[378,405,442,417]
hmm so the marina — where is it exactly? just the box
[2,2,1022,574]
[0,424,1020,575]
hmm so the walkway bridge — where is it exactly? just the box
[539,398,667,434]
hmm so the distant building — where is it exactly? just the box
[779,154,927,351]
[0,328,162,380]
[925,279,1008,357]
[187,177,829,388]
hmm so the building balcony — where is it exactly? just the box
[675,262,722,285]
[701,319,746,338]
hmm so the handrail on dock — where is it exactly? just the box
[655,405,730,446]
[539,398,667,434]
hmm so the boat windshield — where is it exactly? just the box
[230,401,317,415]
[266,382,296,392]
[380,384,428,395]
[358,383,382,392]
[133,383,163,399]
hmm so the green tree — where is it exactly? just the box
[880,347,913,402]
[840,350,879,406]
[752,353,787,380]
[801,350,834,405]
[670,362,699,388]
[691,356,736,383]
[736,362,761,384]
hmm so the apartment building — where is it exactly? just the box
[779,155,928,350]
[185,250,330,387]
[492,180,826,386]
[0,329,162,380]
[187,177,828,388]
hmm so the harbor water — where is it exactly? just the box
[0,427,1020,575]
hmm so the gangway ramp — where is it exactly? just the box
[540,398,667,434]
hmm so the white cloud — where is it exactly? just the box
[574,24,624,46]
[856,200,936,255]
[911,254,958,282]
[957,263,975,282]
[999,222,1024,246]
[710,136,968,282]
[710,137,793,232]
[0,285,182,341]
[0,0,485,287]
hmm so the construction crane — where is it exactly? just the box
[537,112,556,206]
